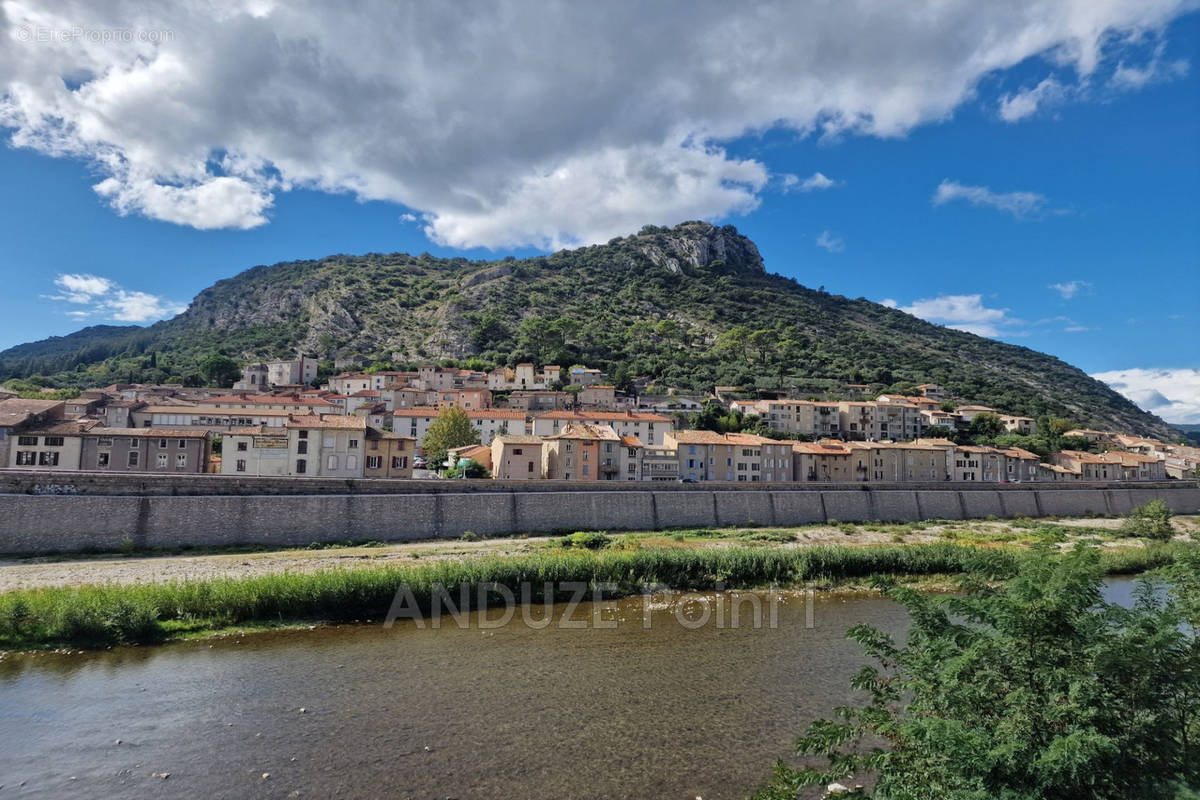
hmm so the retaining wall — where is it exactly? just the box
[1,482,1197,554]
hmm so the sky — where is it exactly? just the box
[0,1,1197,422]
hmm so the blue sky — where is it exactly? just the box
[0,3,1197,420]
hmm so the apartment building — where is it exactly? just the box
[133,405,293,431]
[666,431,792,482]
[285,415,368,478]
[850,442,946,482]
[487,363,562,391]
[792,441,855,482]
[1097,451,1166,481]
[205,393,340,413]
[435,389,493,410]
[393,408,527,446]
[531,410,671,446]
[6,419,99,469]
[0,398,66,466]
[641,447,681,481]
[541,423,624,481]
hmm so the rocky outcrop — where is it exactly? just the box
[634,221,764,275]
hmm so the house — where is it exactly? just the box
[634,395,705,415]
[6,419,101,470]
[1062,429,1113,444]
[363,428,416,479]
[445,443,493,474]
[541,423,620,481]
[328,372,374,394]
[1097,451,1166,481]
[0,398,66,467]
[132,405,294,432]
[381,387,437,410]
[541,423,637,481]
[1000,415,1036,435]
[531,410,672,446]
[577,385,617,409]
[850,441,948,482]
[568,367,607,386]
[951,445,1008,482]
[1051,450,1113,481]
[285,415,369,478]
[505,391,571,412]
[912,383,947,401]
[1038,463,1081,482]
[344,390,383,416]
[435,388,493,410]
[415,365,489,391]
[233,357,319,390]
[486,363,562,391]
[80,428,211,473]
[792,441,855,482]
[641,446,681,481]
[666,430,793,483]
[64,396,102,418]
[996,446,1041,482]
[222,426,290,476]
[490,435,544,480]
[953,405,998,424]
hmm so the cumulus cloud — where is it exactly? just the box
[784,171,837,193]
[45,273,185,323]
[0,1,1192,248]
[1092,367,1200,424]
[998,77,1070,122]
[816,230,845,252]
[1049,280,1093,299]
[933,180,1050,218]
[886,294,1017,338]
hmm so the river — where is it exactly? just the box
[0,579,1141,799]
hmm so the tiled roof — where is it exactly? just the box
[0,398,65,426]
[792,442,851,455]
[545,423,622,441]
[85,427,211,438]
[494,434,543,445]
[285,415,367,430]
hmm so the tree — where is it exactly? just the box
[447,458,490,479]
[923,425,954,440]
[754,547,1200,799]
[198,354,241,387]
[968,411,1004,440]
[420,407,480,469]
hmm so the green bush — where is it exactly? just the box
[1120,499,1174,540]
[558,531,613,550]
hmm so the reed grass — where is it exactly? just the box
[1,541,1193,650]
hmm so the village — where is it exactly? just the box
[1,355,1196,485]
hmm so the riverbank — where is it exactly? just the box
[4,514,1197,591]
[2,535,1196,651]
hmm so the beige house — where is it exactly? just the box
[286,415,368,478]
[1000,415,1036,435]
[849,442,947,482]
[223,426,290,476]
[490,435,545,480]
[363,428,416,479]
[505,391,571,412]
[577,385,617,409]
[393,408,528,447]
[541,423,623,481]
[997,446,1041,482]
[792,441,855,483]
[0,398,66,467]
[641,446,681,481]
[1063,429,1113,444]
[666,430,792,483]
[1051,450,1113,481]
[7,419,99,470]
[487,363,562,391]
[1098,451,1166,481]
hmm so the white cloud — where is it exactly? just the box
[998,77,1069,122]
[1048,280,1093,299]
[816,230,844,252]
[0,1,1191,248]
[785,171,836,192]
[1091,367,1200,424]
[45,273,185,323]
[933,180,1049,218]
[1110,40,1191,90]
[889,293,1016,338]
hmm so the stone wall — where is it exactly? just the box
[1,479,1197,554]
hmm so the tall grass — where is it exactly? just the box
[1,542,1193,650]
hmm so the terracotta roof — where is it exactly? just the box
[545,423,622,441]
[996,446,1040,460]
[1056,450,1110,464]
[226,425,281,436]
[494,434,544,445]
[0,398,65,426]
[285,415,367,430]
[620,435,645,448]
[85,427,210,439]
[536,410,670,422]
[366,427,416,441]
[792,442,851,455]
[19,419,104,435]
[1100,451,1160,466]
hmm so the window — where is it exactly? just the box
[159,439,168,449]
[298,430,308,439]
[367,456,382,470]
[392,456,408,469]
[97,452,110,467]
[295,459,307,474]
[236,459,246,472]
[44,436,64,447]
[129,439,141,448]
[527,462,534,473]
[327,455,339,470]
[97,437,113,447]
[513,448,523,455]
[16,451,35,466]
[157,453,168,469]
[237,441,248,452]
[323,436,335,448]
[17,436,36,446]
[179,439,187,448]
[349,439,359,449]
[297,441,308,455]
[176,454,187,470]
[347,455,358,470]
[128,451,140,467]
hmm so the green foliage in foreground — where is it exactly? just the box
[753,545,1200,800]
[0,542,1193,651]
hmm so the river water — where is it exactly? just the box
[0,579,1140,799]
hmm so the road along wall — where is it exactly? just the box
[1,481,1197,554]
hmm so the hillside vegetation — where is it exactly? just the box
[0,221,1172,438]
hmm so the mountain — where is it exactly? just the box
[0,221,1174,439]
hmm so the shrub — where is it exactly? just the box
[460,531,480,542]
[1120,499,1174,540]
[558,531,613,550]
